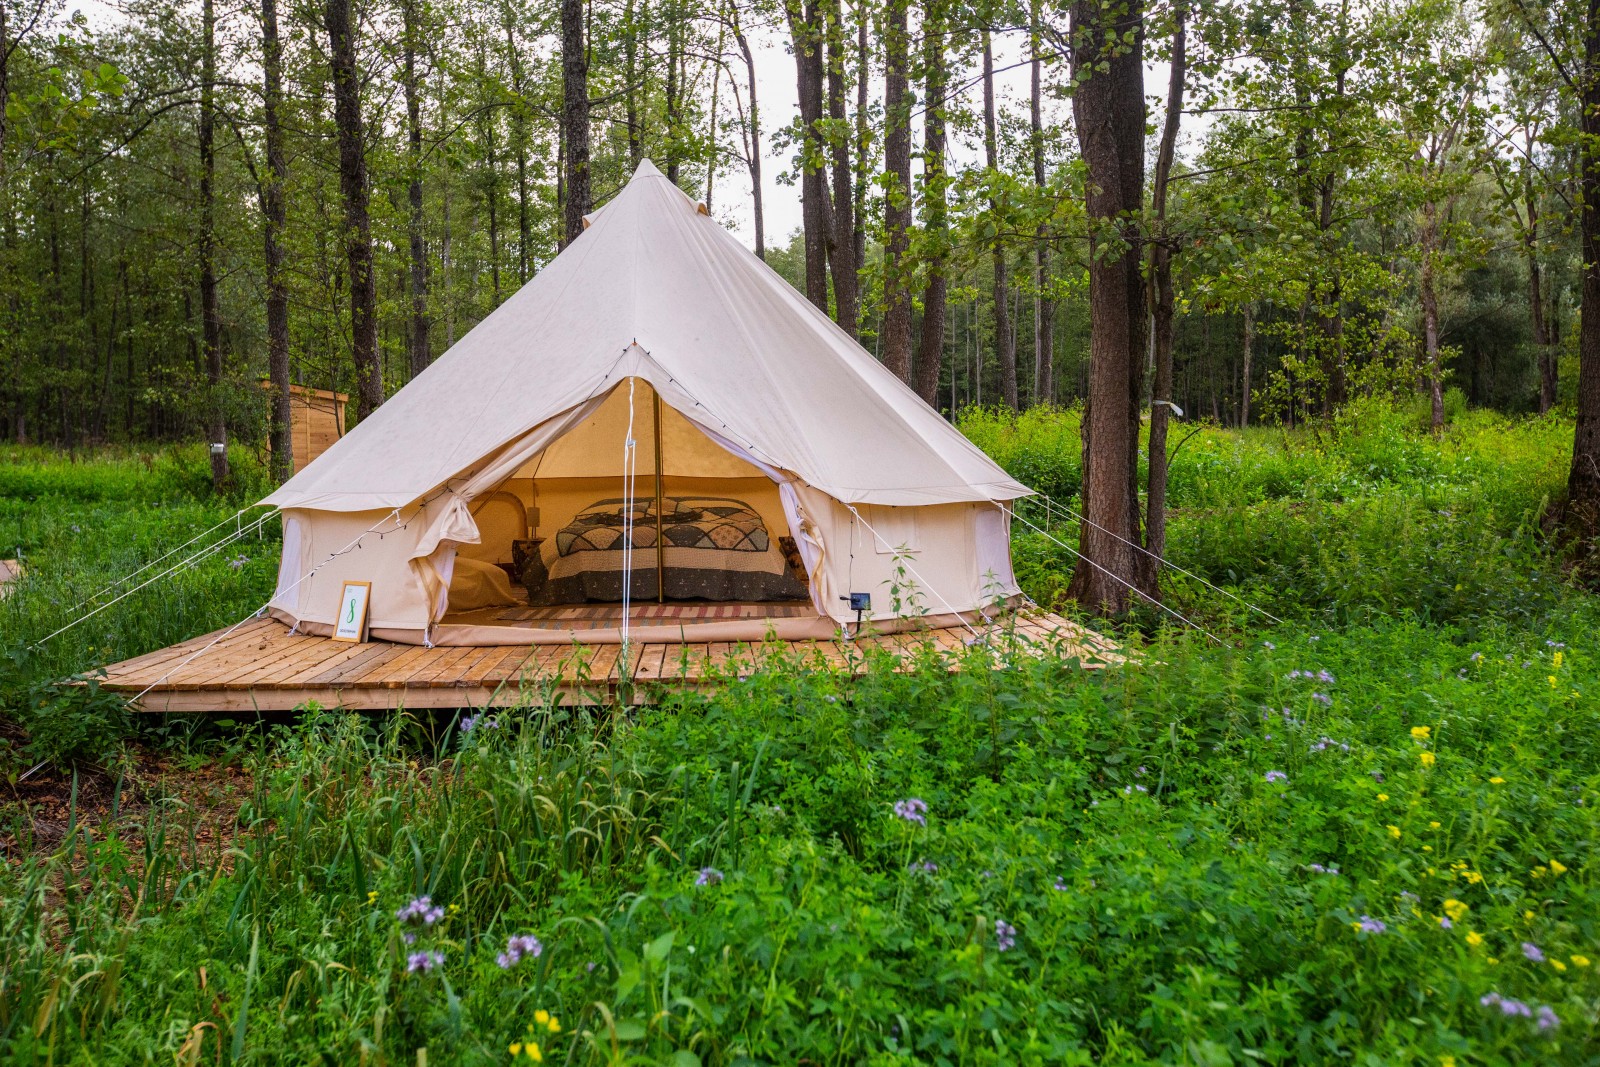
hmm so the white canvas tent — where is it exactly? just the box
[263,161,1031,645]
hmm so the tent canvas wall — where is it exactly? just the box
[261,161,1030,646]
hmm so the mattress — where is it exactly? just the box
[533,496,808,603]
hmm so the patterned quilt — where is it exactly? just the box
[554,497,772,556]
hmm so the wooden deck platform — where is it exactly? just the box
[95,612,1119,713]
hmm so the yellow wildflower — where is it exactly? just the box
[1429,821,1441,829]
[1420,752,1436,767]
[1463,870,1484,885]
[534,1011,549,1026]
[1552,959,1567,972]
[1572,955,1590,967]
[1524,910,1535,921]
[1489,777,1505,785]
[1550,859,1568,875]
[1423,845,1433,852]
[510,1044,521,1056]
[1443,899,1469,922]
[1488,956,1499,965]
[1533,866,1548,878]
[1441,1057,1457,1067]
[1411,726,1432,741]
[1388,825,1402,840]
[1549,675,1558,689]
[1377,793,1390,802]
[367,891,379,905]
[1553,650,1564,669]
[1466,931,1484,947]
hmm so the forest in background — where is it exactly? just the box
[2,0,1599,612]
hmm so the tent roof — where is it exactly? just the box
[262,160,1030,511]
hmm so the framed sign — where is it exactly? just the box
[333,581,372,642]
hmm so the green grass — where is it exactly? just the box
[1,409,1598,1064]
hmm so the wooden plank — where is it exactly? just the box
[272,642,386,688]
[304,641,405,686]
[407,646,480,687]
[102,622,262,685]
[630,644,669,682]
[356,643,434,686]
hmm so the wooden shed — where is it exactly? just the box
[261,381,348,475]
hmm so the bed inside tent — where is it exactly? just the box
[441,379,818,638]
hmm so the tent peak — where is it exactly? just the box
[631,158,664,180]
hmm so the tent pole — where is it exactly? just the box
[653,389,665,603]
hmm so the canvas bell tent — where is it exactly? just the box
[262,161,1030,646]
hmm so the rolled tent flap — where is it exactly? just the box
[409,493,482,627]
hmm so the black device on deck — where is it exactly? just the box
[840,592,871,638]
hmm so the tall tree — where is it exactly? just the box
[729,8,764,259]
[403,0,431,380]
[825,0,860,336]
[880,0,914,383]
[324,0,382,420]
[983,30,1017,409]
[199,0,229,490]
[1571,0,1600,540]
[1144,0,1187,583]
[787,0,834,312]
[561,0,592,245]
[261,0,292,481]
[1029,0,1054,404]
[1068,0,1148,612]
[914,0,948,406]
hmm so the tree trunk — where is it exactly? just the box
[1067,0,1147,613]
[825,0,859,336]
[914,0,947,406]
[506,12,531,284]
[325,0,382,420]
[1524,177,1555,413]
[665,9,682,186]
[880,0,914,383]
[1029,0,1053,404]
[983,32,1017,410]
[200,0,229,490]
[1570,0,1600,538]
[1144,0,1186,582]
[1240,302,1254,427]
[561,0,592,245]
[405,0,431,380]
[786,0,833,313]
[852,1,868,289]
[1420,199,1445,431]
[263,0,293,481]
[732,14,764,259]
[705,15,725,211]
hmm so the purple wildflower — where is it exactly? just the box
[1122,784,1148,795]
[1053,876,1069,891]
[1439,916,1453,929]
[460,714,499,734]
[1522,941,1545,962]
[585,961,598,973]
[995,919,1016,952]
[1356,915,1386,934]
[1312,692,1333,707]
[695,866,724,886]
[1306,863,1341,875]
[893,798,928,826]
[496,934,543,969]
[406,950,445,974]
[1265,770,1288,784]
[1537,1006,1560,1032]
[402,932,417,945]
[909,859,938,874]
[396,896,445,926]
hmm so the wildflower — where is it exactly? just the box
[1411,726,1432,741]
[532,1010,561,1033]
[1522,942,1545,962]
[1312,692,1333,707]
[1354,915,1387,934]
[1489,777,1505,785]
[910,860,938,873]
[1388,825,1402,840]
[1549,859,1567,875]
[1546,639,1566,649]
[1466,931,1484,947]
[1551,959,1567,972]
[1306,863,1340,875]
[893,798,928,826]
[508,1040,543,1062]
[1377,793,1389,802]
[496,934,543,969]
[406,950,445,974]
[1122,784,1148,795]
[1429,821,1440,829]
[994,919,1016,952]
[1053,876,1068,891]
[1443,899,1469,922]
[228,555,249,571]
[1419,751,1436,767]
[1438,916,1452,929]
[1262,641,1275,650]
[1265,770,1288,784]
[1470,652,1482,662]
[1537,1006,1560,1032]
[367,891,379,905]
[695,866,724,886]
[396,896,445,926]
